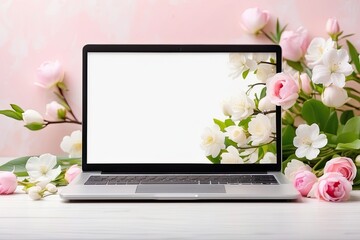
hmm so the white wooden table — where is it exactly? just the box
[1,158,360,240]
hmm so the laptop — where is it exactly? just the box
[60,44,300,201]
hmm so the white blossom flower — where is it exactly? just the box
[225,92,255,121]
[239,148,258,163]
[284,159,312,181]
[256,63,276,83]
[293,124,328,160]
[305,38,335,68]
[229,53,257,79]
[25,153,61,182]
[248,114,272,145]
[221,146,243,164]
[22,110,44,125]
[312,48,353,87]
[60,130,82,158]
[260,152,277,163]
[225,126,247,147]
[28,186,43,200]
[201,125,225,158]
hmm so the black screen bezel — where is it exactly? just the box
[82,44,282,173]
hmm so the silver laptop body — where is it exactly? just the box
[60,45,300,201]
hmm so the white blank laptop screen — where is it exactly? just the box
[87,52,277,164]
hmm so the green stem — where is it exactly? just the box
[260,30,277,44]
[348,93,360,104]
[57,86,80,122]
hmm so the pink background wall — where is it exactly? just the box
[1,0,360,157]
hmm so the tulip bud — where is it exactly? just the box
[35,60,64,89]
[22,110,44,125]
[0,171,17,195]
[326,18,340,36]
[321,85,348,108]
[46,101,66,120]
[299,73,312,94]
[240,7,270,34]
[355,155,360,167]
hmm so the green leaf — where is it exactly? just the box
[213,118,226,132]
[341,116,360,137]
[286,60,303,72]
[0,156,31,176]
[57,81,68,91]
[57,108,66,120]
[24,123,45,131]
[0,156,81,177]
[0,110,23,120]
[337,132,358,143]
[325,133,338,145]
[324,111,338,135]
[242,69,250,79]
[224,119,235,127]
[346,40,360,73]
[206,152,223,164]
[340,110,355,125]
[301,99,330,131]
[336,139,360,150]
[224,137,237,148]
[282,125,295,145]
[10,104,24,113]
[238,116,252,130]
[260,87,267,99]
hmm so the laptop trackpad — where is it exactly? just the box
[136,184,226,193]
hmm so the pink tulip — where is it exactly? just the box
[266,72,299,109]
[240,7,270,34]
[35,60,64,89]
[293,170,317,197]
[299,73,312,94]
[326,18,340,36]
[324,157,357,184]
[280,27,309,61]
[0,171,17,195]
[316,172,352,202]
[65,165,82,183]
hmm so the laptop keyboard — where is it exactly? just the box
[84,175,279,185]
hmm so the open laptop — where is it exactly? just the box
[60,44,300,201]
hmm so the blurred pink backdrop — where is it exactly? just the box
[1,0,359,157]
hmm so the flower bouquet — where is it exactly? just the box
[236,8,360,201]
[0,61,82,199]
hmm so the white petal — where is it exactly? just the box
[71,130,82,141]
[39,153,57,170]
[25,156,41,172]
[312,134,328,148]
[322,49,337,66]
[306,148,320,160]
[338,62,353,76]
[337,49,349,63]
[60,136,72,152]
[312,65,331,86]
[27,170,43,180]
[295,146,309,158]
[330,73,345,88]
[46,165,62,181]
